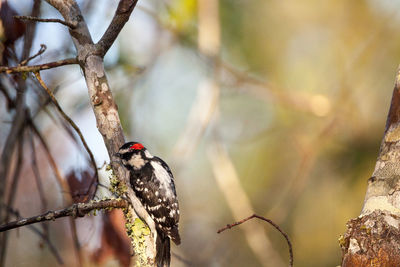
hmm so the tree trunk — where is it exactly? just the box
[341,70,400,266]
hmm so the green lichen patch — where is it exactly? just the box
[109,170,128,196]
[124,209,152,266]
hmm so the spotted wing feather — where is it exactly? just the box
[129,158,180,244]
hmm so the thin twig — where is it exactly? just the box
[34,72,98,180]
[28,115,80,266]
[209,142,284,267]
[14,15,77,29]
[29,129,48,212]
[28,120,69,199]
[29,132,53,263]
[28,128,50,243]
[29,118,82,266]
[218,214,294,267]
[20,44,47,66]
[0,57,78,73]
[0,199,129,232]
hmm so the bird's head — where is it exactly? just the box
[115,142,152,170]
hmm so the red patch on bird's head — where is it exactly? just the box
[130,143,144,150]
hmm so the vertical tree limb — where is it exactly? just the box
[44,0,157,265]
[341,66,400,266]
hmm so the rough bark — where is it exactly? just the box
[44,0,157,265]
[341,69,400,266]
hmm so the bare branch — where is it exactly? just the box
[28,129,48,212]
[20,44,47,66]
[14,15,77,29]
[208,142,285,267]
[28,115,85,266]
[34,72,98,180]
[28,120,66,197]
[218,214,294,267]
[96,0,139,56]
[0,58,78,73]
[28,130,54,262]
[0,199,129,232]
[44,0,158,263]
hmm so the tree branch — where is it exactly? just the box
[218,214,294,267]
[0,58,78,73]
[208,142,285,266]
[341,53,400,266]
[20,44,47,66]
[96,0,139,57]
[28,129,48,213]
[14,15,77,29]
[44,0,158,265]
[0,199,129,232]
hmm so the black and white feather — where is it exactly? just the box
[116,142,180,266]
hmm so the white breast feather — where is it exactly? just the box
[127,154,146,169]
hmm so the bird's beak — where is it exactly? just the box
[115,152,121,158]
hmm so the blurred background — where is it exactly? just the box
[1,0,400,266]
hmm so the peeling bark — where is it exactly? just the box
[341,211,400,267]
[341,71,400,266]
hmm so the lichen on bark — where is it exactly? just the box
[124,208,153,267]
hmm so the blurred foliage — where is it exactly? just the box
[167,0,197,32]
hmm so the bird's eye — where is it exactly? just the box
[130,143,144,150]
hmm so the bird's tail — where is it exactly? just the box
[155,234,171,267]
